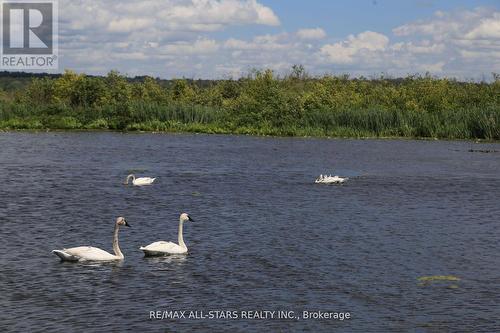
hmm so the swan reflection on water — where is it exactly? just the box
[144,254,188,265]
[53,259,126,282]
[144,255,189,277]
[79,260,125,269]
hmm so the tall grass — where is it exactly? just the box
[301,106,500,139]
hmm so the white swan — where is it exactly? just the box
[315,174,348,184]
[52,217,131,262]
[140,213,194,256]
[124,174,156,186]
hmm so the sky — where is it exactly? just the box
[54,0,500,79]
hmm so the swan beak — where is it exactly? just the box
[188,216,195,222]
[124,220,131,227]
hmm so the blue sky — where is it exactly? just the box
[258,0,499,36]
[56,0,500,79]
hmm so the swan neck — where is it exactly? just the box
[178,220,186,249]
[125,174,135,184]
[112,224,124,259]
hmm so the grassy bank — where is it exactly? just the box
[0,68,499,139]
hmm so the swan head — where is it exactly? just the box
[116,217,131,227]
[180,213,194,223]
[124,174,135,185]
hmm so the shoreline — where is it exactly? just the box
[1,127,499,144]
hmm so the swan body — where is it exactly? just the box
[124,174,156,186]
[53,247,120,261]
[140,213,194,256]
[139,241,187,255]
[52,217,130,262]
[315,174,348,184]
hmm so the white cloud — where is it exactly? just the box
[390,40,445,54]
[253,2,280,26]
[159,38,219,55]
[107,18,152,33]
[418,61,446,73]
[319,31,389,64]
[296,28,326,40]
[224,33,290,51]
[393,7,500,41]
[390,7,500,76]
[61,0,279,38]
[465,13,500,39]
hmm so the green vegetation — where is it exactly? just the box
[1,68,499,139]
[418,275,461,282]
[418,275,461,289]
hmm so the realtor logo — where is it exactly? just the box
[1,0,58,69]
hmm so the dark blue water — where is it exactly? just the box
[0,132,499,332]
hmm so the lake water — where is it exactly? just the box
[0,132,499,332]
